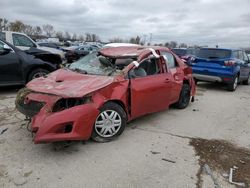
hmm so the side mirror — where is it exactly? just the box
[4,44,11,50]
[0,44,12,55]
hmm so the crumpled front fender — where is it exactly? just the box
[32,103,99,144]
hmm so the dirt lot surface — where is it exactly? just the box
[0,83,250,188]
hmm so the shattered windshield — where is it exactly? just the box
[69,52,124,76]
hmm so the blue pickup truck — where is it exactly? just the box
[190,48,250,91]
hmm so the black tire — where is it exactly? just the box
[91,102,127,143]
[227,75,238,91]
[174,83,191,109]
[28,68,50,82]
[242,74,250,85]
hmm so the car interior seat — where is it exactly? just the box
[140,59,159,75]
[99,56,111,67]
[129,67,147,78]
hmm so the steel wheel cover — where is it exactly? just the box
[95,110,122,138]
[32,72,47,79]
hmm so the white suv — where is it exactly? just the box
[0,31,65,63]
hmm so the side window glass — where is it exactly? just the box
[0,41,4,54]
[243,52,248,62]
[162,52,177,69]
[233,51,238,59]
[238,51,244,61]
[12,34,35,47]
[0,32,6,40]
[0,41,4,49]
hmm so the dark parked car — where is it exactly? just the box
[65,45,99,63]
[37,42,62,50]
[0,39,58,86]
[190,48,250,91]
[171,48,197,64]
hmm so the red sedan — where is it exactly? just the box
[16,46,196,144]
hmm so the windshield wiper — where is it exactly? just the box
[208,56,219,59]
[73,68,88,74]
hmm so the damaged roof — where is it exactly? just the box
[100,46,168,60]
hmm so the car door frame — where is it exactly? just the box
[160,50,184,104]
[242,51,250,79]
[237,50,249,80]
[0,41,24,85]
[128,56,173,119]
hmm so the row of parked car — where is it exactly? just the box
[0,31,249,144]
[172,47,250,91]
[0,31,102,65]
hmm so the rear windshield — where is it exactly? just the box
[195,49,231,59]
[0,32,6,40]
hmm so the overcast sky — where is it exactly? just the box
[1,0,250,47]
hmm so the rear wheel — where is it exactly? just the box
[242,74,250,85]
[194,78,198,85]
[28,68,49,82]
[227,75,238,91]
[91,102,127,143]
[174,83,191,109]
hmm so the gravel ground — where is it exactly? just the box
[0,83,249,188]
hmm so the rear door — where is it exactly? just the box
[161,51,183,103]
[130,57,173,119]
[238,50,250,80]
[0,41,23,85]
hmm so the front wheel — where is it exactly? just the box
[91,102,127,143]
[28,68,49,82]
[174,83,191,109]
[227,75,238,91]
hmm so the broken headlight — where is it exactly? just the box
[52,96,92,112]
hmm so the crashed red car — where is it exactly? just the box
[15,46,196,144]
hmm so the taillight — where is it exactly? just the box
[224,60,236,66]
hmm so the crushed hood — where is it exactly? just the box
[27,69,115,98]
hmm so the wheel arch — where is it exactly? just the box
[102,100,128,117]
[25,65,54,83]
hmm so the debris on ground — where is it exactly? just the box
[150,151,161,155]
[53,141,72,151]
[161,158,176,163]
[203,164,220,188]
[0,128,8,135]
[23,170,33,178]
[190,138,250,187]
[229,166,246,187]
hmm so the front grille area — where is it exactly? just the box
[15,88,45,117]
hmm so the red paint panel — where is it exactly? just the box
[32,104,99,143]
[169,67,184,103]
[27,69,114,98]
[130,73,172,119]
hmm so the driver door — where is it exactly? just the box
[0,41,23,85]
[129,57,173,119]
